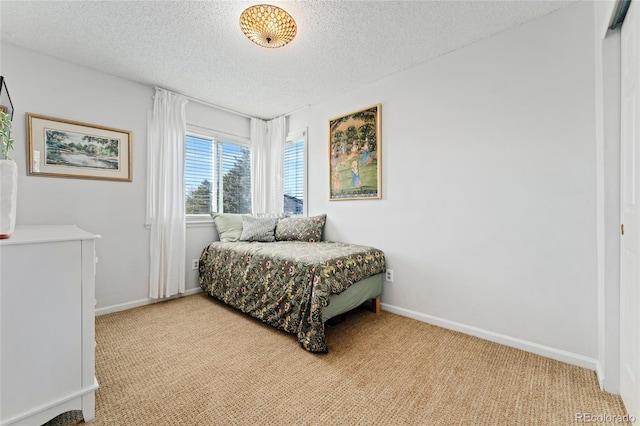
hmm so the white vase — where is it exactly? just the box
[0,159,17,239]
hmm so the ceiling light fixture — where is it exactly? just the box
[239,4,297,48]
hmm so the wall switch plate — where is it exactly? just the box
[192,259,199,270]
[385,269,394,282]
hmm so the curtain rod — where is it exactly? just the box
[155,87,253,119]
[154,87,308,120]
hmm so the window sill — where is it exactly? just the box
[144,215,214,230]
[186,215,214,228]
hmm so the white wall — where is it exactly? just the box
[290,1,599,367]
[1,43,153,310]
[0,43,249,312]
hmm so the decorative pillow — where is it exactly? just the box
[275,214,326,242]
[240,216,277,242]
[210,213,245,242]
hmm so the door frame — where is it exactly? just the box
[595,0,625,395]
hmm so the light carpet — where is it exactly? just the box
[45,293,628,425]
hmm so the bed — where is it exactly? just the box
[198,214,386,352]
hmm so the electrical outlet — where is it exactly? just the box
[192,259,199,270]
[385,269,394,282]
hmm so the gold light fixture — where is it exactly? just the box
[239,4,297,48]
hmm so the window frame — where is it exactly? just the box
[185,123,251,226]
[284,127,308,217]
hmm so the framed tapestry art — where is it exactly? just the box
[329,104,381,200]
[27,113,132,182]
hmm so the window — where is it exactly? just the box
[185,129,252,216]
[283,128,307,216]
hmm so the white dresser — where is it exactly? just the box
[0,225,100,425]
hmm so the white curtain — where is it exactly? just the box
[146,88,188,299]
[250,116,285,214]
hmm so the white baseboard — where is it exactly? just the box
[96,288,203,316]
[595,361,605,390]
[381,303,599,371]
[95,294,598,372]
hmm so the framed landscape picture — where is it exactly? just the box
[329,104,381,200]
[27,113,132,182]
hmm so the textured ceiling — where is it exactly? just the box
[1,1,575,119]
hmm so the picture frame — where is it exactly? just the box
[0,76,14,123]
[27,113,132,182]
[329,104,381,200]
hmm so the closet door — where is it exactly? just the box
[620,0,640,419]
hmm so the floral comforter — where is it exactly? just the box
[198,241,386,352]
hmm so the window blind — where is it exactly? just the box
[185,135,214,214]
[185,135,252,215]
[283,141,304,215]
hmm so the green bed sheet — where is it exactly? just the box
[322,273,383,322]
